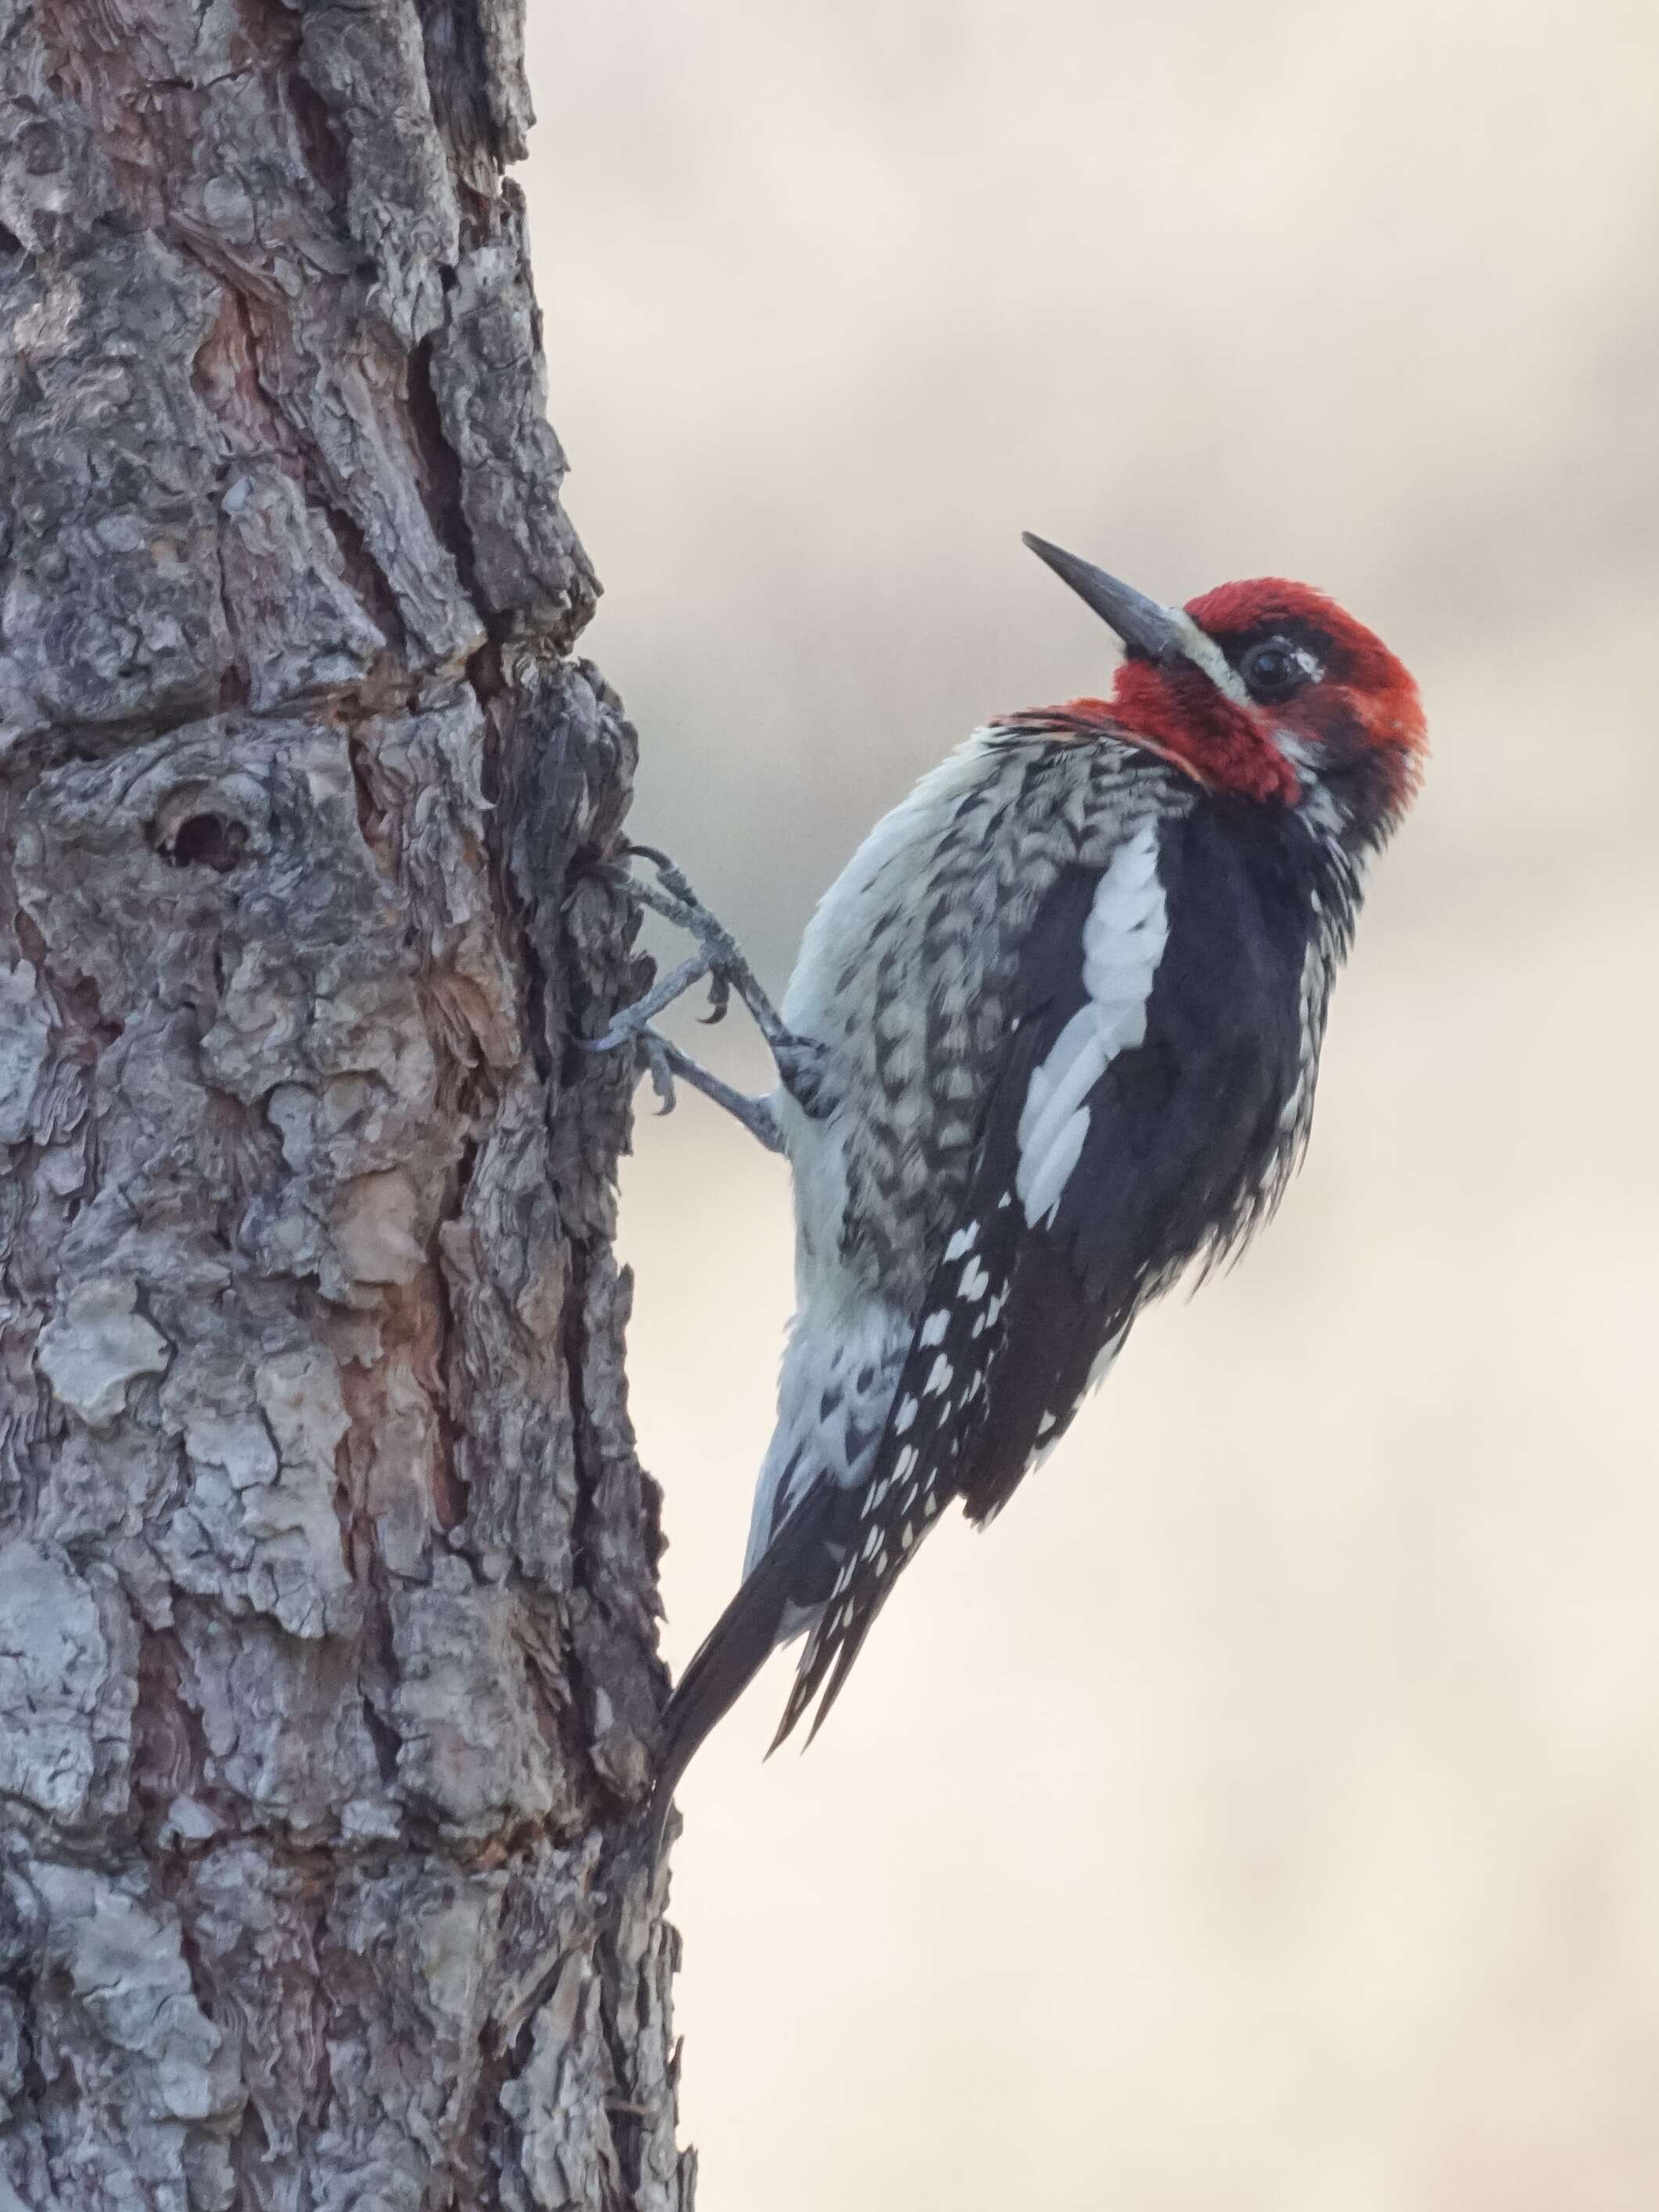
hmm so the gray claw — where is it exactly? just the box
[640,1031,680,1117]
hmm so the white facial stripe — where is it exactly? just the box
[1163,607,1252,708]
[1167,616,1327,711]
[1015,823,1169,1229]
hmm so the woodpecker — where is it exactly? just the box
[597,534,1426,1841]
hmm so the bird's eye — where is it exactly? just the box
[1239,639,1309,703]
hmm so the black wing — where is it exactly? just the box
[775,811,1310,1746]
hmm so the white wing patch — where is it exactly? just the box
[1015,825,1169,1229]
[1016,1104,1088,1229]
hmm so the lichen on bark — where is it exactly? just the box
[0,2,689,2205]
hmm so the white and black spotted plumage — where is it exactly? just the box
[650,550,1425,1829]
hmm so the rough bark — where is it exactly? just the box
[0,4,691,2206]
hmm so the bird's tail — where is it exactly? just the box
[645,1478,835,1857]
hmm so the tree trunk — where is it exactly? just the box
[0,5,690,2207]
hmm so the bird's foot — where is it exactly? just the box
[597,844,787,1047]
[579,844,829,1136]
[631,1028,784,1153]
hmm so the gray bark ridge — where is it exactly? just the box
[0,2,691,2206]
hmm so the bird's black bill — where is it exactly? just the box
[1021,532,1185,662]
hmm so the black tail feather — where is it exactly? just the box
[769,1550,906,1753]
[646,1478,834,1856]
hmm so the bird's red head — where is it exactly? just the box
[1019,538,1427,849]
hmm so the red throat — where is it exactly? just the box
[1106,659,1300,803]
[990,687,1297,801]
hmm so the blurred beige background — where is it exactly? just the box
[522,5,1659,2207]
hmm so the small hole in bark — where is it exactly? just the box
[167,814,248,872]
[19,118,64,176]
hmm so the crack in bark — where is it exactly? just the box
[409,314,489,622]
